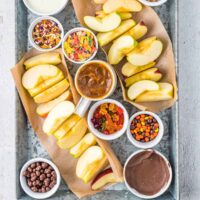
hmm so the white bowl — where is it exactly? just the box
[62,27,98,64]
[88,99,129,140]
[28,16,64,52]
[138,0,168,7]
[23,0,69,16]
[123,149,172,199]
[127,111,164,149]
[20,158,61,199]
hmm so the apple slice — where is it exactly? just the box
[123,21,148,40]
[54,114,81,140]
[28,71,64,97]
[70,133,97,158]
[135,82,174,102]
[76,146,109,183]
[24,52,61,70]
[119,12,132,20]
[127,37,163,66]
[127,80,159,100]
[84,12,121,32]
[36,90,72,117]
[108,35,137,64]
[103,0,142,14]
[33,79,69,104]
[122,62,156,77]
[22,65,61,90]
[97,19,136,46]
[43,101,75,135]
[94,0,107,4]
[57,118,88,149]
[91,168,119,190]
[125,68,162,87]
[95,10,107,18]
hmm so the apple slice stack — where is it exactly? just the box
[83,0,174,103]
[21,52,120,190]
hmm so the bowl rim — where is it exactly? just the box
[28,16,64,52]
[126,111,164,149]
[23,0,69,16]
[123,149,172,199]
[74,60,117,101]
[138,0,168,7]
[20,158,61,199]
[61,27,98,64]
[87,98,129,140]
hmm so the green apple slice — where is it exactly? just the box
[127,80,159,100]
[127,37,163,66]
[84,12,121,32]
[108,35,137,64]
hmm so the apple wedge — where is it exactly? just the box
[122,62,156,77]
[76,146,109,183]
[94,0,107,4]
[84,12,121,32]
[103,0,142,13]
[127,37,163,66]
[97,19,136,46]
[119,12,132,20]
[70,133,97,158]
[57,118,87,149]
[24,52,61,70]
[123,21,148,40]
[36,90,72,117]
[135,82,174,102]
[28,71,64,97]
[91,168,120,190]
[127,80,159,100]
[22,65,61,90]
[125,68,162,87]
[42,101,75,135]
[108,35,137,64]
[33,79,69,104]
[54,114,81,140]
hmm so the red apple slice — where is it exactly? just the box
[91,168,118,190]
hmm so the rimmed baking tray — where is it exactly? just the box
[15,0,179,199]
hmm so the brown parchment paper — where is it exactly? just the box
[71,0,178,113]
[11,48,123,199]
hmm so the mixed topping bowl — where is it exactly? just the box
[91,102,124,135]
[29,17,63,51]
[62,28,98,63]
[130,113,159,142]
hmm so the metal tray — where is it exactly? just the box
[15,0,179,199]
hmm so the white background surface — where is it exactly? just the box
[0,0,200,199]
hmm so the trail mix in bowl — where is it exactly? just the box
[32,19,62,49]
[91,103,124,135]
[22,162,57,193]
[130,114,159,142]
[63,30,97,62]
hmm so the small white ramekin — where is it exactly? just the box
[88,99,129,140]
[127,111,164,149]
[23,0,69,16]
[62,27,98,64]
[20,158,61,199]
[138,0,168,7]
[123,149,172,199]
[28,16,64,52]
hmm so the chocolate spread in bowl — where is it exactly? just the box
[125,150,170,196]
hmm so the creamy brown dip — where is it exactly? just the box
[125,151,170,196]
[77,62,113,99]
